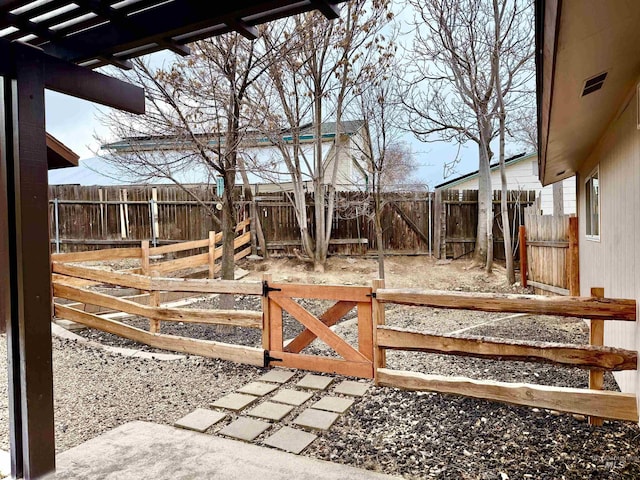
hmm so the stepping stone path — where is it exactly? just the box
[174,408,226,433]
[219,417,271,442]
[248,402,294,421]
[311,396,354,414]
[210,393,258,411]
[177,370,372,456]
[237,382,279,397]
[293,408,340,431]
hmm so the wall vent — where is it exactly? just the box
[582,72,607,96]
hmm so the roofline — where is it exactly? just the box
[102,121,366,152]
[46,133,80,170]
[535,0,562,186]
[434,152,534,189]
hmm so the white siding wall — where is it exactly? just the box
[577,90,639,401]
[449,156,576,214]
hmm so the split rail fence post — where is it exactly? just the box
[208,231,216,278]
[518,225,527,288]
[261,273,272,351]
[568,217,580,296]
[372,278,386,384]
[589,286,605,426]
[141,240,160,333]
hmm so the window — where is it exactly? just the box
[585,167,600,239]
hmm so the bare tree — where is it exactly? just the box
[491,0,534,281]
[251,0,393,272]
[99,32,275,284]
[404,0,533,275]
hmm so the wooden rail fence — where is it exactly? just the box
[51,242,638,424]
[372,287,638,424]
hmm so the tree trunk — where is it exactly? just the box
[237,155,266,257]
[473,142,491,267]
[374,191,385,279]
[313,91,327,273]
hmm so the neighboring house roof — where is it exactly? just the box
[535,0,640,185]
[46,133,79,170]
[435,152,531,189]
[102,120,366,152]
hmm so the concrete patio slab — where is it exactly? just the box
[296,374,334,391]
[53,422,400,479]
[293,408,340,431]
[238,382,280,397]
[219,417,271,442]
[174,408,227,433]
[311,396,354,414]
[271,389,314,406]
[210,393,258,411]
[248,401,295,421]
[264,426,317,455]
[334,380,369,397]
[258,369,296,384]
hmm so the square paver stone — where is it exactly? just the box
[293,408,340,431]
[271,389,314,407]
[264,426,317,455]
[210,393,258,411]
[257,369,296,384]
[311,396,354,414]
[218,417,271,442]
[296,374,333,391]
[174,408,227,433]
[334,380,369,397]
[247,401,294,421]
[237,382,279,397]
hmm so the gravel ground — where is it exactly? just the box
[34,256,640,478]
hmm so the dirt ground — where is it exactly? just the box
[242,255,522,292]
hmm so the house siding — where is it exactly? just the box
[577,89,639,403]
[448,156,576,214]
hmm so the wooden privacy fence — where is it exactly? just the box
[50,184,537,261]
[434,189,536,261]
[371,286,638,424]
[520,209,579,295]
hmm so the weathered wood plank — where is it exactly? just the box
[151,252,209,274]
[376,369,639,422]
[271,296,368,363]
[150,277,262,295]
[377,326,637,371]
[273,352,373,378]
[51,247,142,263]
[53,262,262,295]
[357,301,374,362]
[55,305,264,366]
[589,287,606,426]
[285,301,357,354]
[149,238,209,256]
[375,289,636,321]
[269,283,371,303]
[53,283,262,328]
[527,281,570,296]
[52,263,152,290]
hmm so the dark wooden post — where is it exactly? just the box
[1,51,56,478]
[372,278,386,384]
[568,216,580,296]
[518,225,527,288]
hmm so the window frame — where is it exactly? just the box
[585,165,600,241]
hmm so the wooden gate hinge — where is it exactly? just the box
[262,281,282,297]
[264,350,282,367]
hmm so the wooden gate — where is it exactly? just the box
[264,282,374,378]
